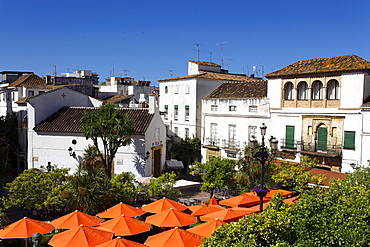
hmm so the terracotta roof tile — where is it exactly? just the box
[205,81,267,99]
[159,71,263,82]
[34,107,154,134]
[104,95,132,103]
[265,55,370,79]
[6,73,53,89]
[188,60,221,67]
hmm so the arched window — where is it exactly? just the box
[327,80,340,100]
[298,81,308,100]
[312,80,323,100]
[284,82,294,100]
[165,86,168,94]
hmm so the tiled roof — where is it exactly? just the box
[158,71,263,82]
[188,61,221,67]
[308,168,347,187]
[34,107,154,134]
[205,81,267,99]
[265,55,370,79]
[104,95,132,103]
[6,73,53,89]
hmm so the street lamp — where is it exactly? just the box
[249,123,278,212]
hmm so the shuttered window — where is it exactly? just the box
[285,126,295,149]
[343,131,355,149]
[317,126,327,151]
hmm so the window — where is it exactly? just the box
[164,105,168,119]
[174,127,178,135]
[185,105,189,121]
[248,126,257,139]
[185,84,190,94]
[229,105,237,111]
[343,131,355,149]
[285,126,295,149]
[317,126,327,151]
[155,128,160,145]
[185,128,189,138]
[284,82,294,100]
[28,90,34,97]
[312,80,323,100]
[249,105,257,112]
[211,105,218,111]
[229,125,236,144]
[174,105,178,120]
[165,86,168,94]
[298,81,308,100]
[12,92,15,101]
[211,123,217,141]
[327,80,340,100]
[174,85,178,94]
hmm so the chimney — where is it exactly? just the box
[148,93,158,114]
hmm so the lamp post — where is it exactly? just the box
[249,123,278,212]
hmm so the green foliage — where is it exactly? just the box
[81,103,134,177]
[170,137,201,168]
[111,172,138,203]
[202,168,370,247]
[5,166,69,211]
[147,172,181,198]
[272,156,324,193]
[190,157,236,197]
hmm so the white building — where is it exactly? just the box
[159,61,263,139]
[26,87,166,177]
[265,54,370,172]
[201,81,270,162]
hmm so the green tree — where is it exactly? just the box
[81,103,134,178]
[111,172,138,203]
[147,172,181,199]
[272,156,325,193]
[190,157,236,198]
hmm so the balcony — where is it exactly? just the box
[280,139,342,157]
[222,139,240,150]
[204,138,220,147]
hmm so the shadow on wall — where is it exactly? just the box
[133,155,145,176]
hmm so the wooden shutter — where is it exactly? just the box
[317,126,327,151]
[285,126,295,148]
[344,131,355,149]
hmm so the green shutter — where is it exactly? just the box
[285,126,295,148]
[344,131,355,149]
[185,105,189,109]
[174,105,178,109]
[164,105,168,109]
[317,127,327,151]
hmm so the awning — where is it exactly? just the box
[165,160,184,169]
[174,179,201,189]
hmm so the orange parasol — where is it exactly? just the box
[142,197,188,213]
[219,192,269,207]
[187,218,226,237]
[50,210,104,229]
[97,202,145,218]
[0,217,54,238]
[199,208,248,223]
[48,225,113,247]
[283,196,299,204]
[145,227,202,247]
[95,237,148,247]
[209,197,218,205]
[188,203,225,217]
[145,208,197,227]
[265,189,293,198]
[229,207,259,214]
[248,202,269,212]
[98,215,150,236]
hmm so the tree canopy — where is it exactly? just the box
[147,172,181,199]
[81,103,134,177]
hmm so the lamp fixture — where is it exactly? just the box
[68,147,76,158]
[144,151,150,160]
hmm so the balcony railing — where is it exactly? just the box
[205,137,220,147]
[222,139,240,149]
[280,139,342,156]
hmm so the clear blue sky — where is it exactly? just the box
[2,0,370,86]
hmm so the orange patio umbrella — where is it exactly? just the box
[265,189,293,198]
[0,217,55,239]
[200,208,248,223]
[187,218,226,237]
[229,207,260,214]
[97,202,145,218]
[188,203,225,217]
[95,237,148,247]
[48,225,113,247]
[209,197,218,205]
[145,227,203,247]
[219,192,269,207]
[98,215,150,236]
[248,202,270,212]
[142,197,188,213]
[50,210,104,229]
[283,196,299,204]
[145,208,197,227]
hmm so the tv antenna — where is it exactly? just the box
[216,41,228,67]
[193,43,203,61]
[168,70,175,77]
[124,69,130,76]
[209,51,214,62]
[258,63,265,77]
[227,57,234,70]
[49,64,57,76]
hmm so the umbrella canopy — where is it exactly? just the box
[219,192,269,207]
[145,227,202,247]
[0,217,54,239]
[95,236,148,247]
[200,208,248,223]
[97,202,145,218]
[248,202,270,212]
[265,189,293,198]
[283,196,299,204]
[98,215,150,236]
[48,225,113,247]
[50,210,104,229]
[188,203,225,217]
[187,218,226,237]
[209,197,218,205]
[142,198,188,213]
[145,208,197,227]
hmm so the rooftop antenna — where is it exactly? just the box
[168,70,175,77]
[142,76,146,81]
[242,65,245,74]
[209,51,214,62]
[227,57,234,70]
[192,43,203,61]
[258,63,265,77]
[49,64,57,76]
[112,59,115,77]
[216,41,228,67]
[124,69,130,76]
